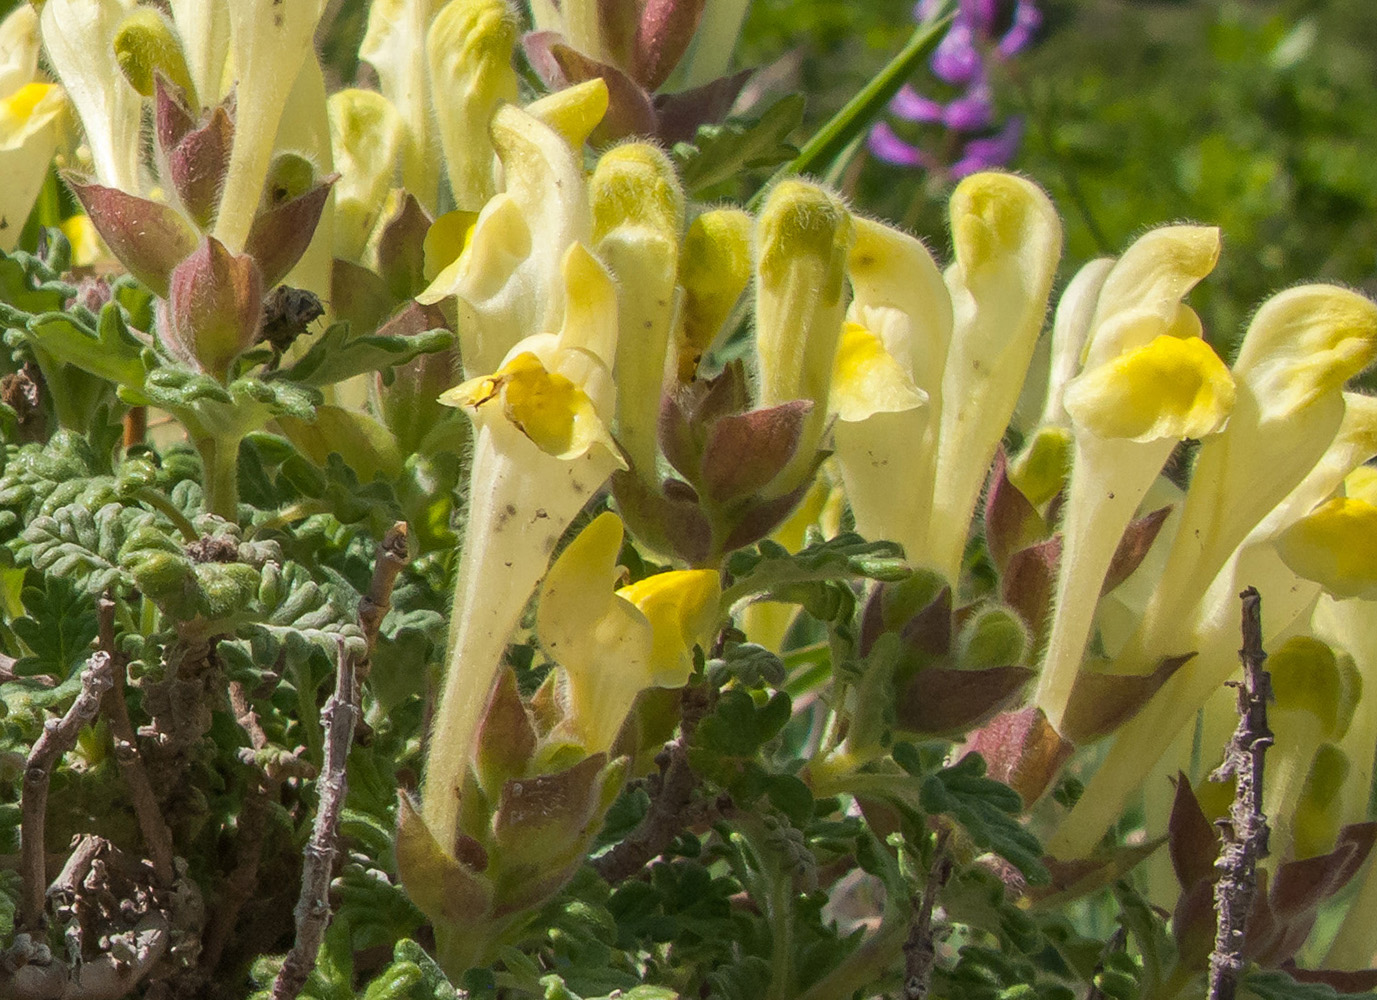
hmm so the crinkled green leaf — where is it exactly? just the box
[273,320,453,388]
[672,95,804,196]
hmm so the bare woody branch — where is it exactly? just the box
[1207,586,1272,1000]
[19,652,114,932]
[591,684,723,884]
[270,522,409,1000]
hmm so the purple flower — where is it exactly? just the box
[868,121,937,169]
[869,0,1039,174]
[950,116,1025,177]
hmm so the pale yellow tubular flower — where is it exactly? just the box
[1008,257,1114,506]
[591,143,685,479]
[1050,392,1377,859]
[1129,286,1377,668]
[526,78,610,152]
[926,172,1061,584]
[1313,589,1377,968]
[167,0,228,107]
[538,512,721,754]
[274,54,334,303]
[40,0,142,193]
[213,0,326,253]
[675,207,752,382]
[754,179,853,495]
[427,0,518,212]
[329,89,404,263]
[833,215,947,561]
[360,0,443,213]
[1035,226,1229,733]
[422,242,623,851]
[0,6,65,253]
[418,105,592,378]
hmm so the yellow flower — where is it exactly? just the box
[538,512,720,753]
[0,6,66,252]
[1034,226,1230,732]
[422,242,622,850]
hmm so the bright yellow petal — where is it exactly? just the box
[1277,497,1377,600]
[830,321,927,423]
[618,569,721,688]
[441,351,617,462]
[1064,334,1234,442]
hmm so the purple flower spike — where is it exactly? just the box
[931,22,980,85]
[891,84,945,124]
[950,115,1025,177]
[868,121,937,169]
[998,0,1042,57]
[944,82,994,131]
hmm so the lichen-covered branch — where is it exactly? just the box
[19,652,115,932]
[1207,587,1272,1000]
[270,524,408,1000]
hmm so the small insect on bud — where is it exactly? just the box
[258,286,325,357]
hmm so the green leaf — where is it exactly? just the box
[25,301,149,389]
[694,689,792,758]
[10,575,99,678]
[273,320,453,388]
[672,95,805,196]
[919,752,1049,884]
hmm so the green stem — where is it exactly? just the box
[194,433,241,522]
[131,487,199,543]
[747,1,957,209]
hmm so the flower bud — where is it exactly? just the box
[675,207,751,381]
[591,142,684,477]
[427,0,519,211]
[754,179,852,493]
[113,7,195,100]
[157,236,264,381]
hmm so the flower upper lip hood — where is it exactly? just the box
[418,104,593,380]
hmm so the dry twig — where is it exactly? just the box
[590,684,724,884]
[1207,587,1272,1000]
[19,652,114,932]
[269,523,409,1000]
